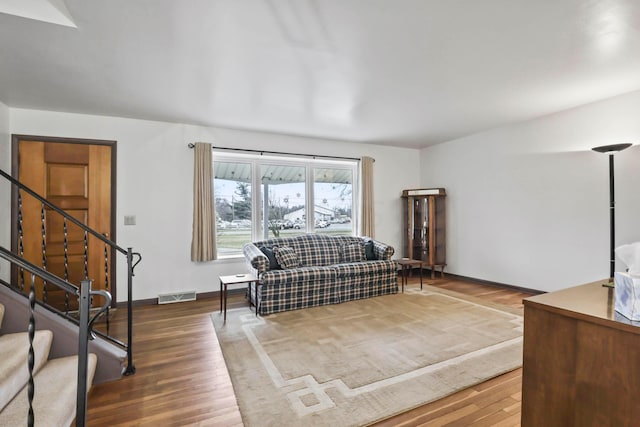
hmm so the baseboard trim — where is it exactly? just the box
[116,297,157,308]
[441,272,544,295]
[197,288,245,300]
[119,275,542,308]
[116,288,246,307]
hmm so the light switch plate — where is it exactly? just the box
[124,215,136,226]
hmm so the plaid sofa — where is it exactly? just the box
[243,234,397,315]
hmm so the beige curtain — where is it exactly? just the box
[191,142,217,261]
[360,156,375,238]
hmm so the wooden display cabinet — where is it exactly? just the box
[401,188,446,278]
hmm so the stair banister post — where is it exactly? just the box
[27,273,36,427]
[124,247,136,375]
[76,279,92,427]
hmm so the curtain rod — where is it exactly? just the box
[187,143,370,162]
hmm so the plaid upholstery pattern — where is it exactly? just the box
[332,260,396,278]
[243,243,268,274]
[341,276,398,302]
[273,246,301,269]
[255,234,368,266]
[371,239,394,260]
[244,234,396,315]
[260,266,336,286]
[258,279,341,315]
[334,261,397,302]
[340,242,366,263]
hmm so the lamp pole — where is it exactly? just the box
[592,143,632,280]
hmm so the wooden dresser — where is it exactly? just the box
[521,281,640,426]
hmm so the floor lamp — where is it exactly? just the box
[591,143,632,283]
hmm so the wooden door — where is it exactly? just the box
[15,138,114,311]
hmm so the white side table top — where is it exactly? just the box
[219,273,259,285]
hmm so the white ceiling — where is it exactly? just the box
[1,0,640,148]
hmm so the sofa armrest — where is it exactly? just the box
[371,239,394,260]
[242,243,269,275]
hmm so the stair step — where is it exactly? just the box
[0,330,53,412]
[0,353,97,427]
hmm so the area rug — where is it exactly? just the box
[211,285,523,427]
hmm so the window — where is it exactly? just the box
[213,154,358,257]
[261,164,306,239]
[313,167,353,235]
[214,160,253,257]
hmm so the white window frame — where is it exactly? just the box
[213,153,359,258]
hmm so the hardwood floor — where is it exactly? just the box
[86,299,244,426]
[86,276,534,426]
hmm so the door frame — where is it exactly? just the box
[11,134,118,306]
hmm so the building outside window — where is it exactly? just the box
[213,154,357,258]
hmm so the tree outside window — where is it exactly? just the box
[214,161,252,256]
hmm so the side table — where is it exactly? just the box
[219,273,259,323]
[395,258,423,292]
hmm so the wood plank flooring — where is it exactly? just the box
[86,276,535,426]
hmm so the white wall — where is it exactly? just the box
[421,90,640,292]
[9,109,420,301]
[0,100,9,281]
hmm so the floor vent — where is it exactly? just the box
[158,291,197,304]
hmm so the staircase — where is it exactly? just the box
[0,302,97,425]
[0,167,142,425]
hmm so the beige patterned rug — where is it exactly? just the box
[211,285,523,427]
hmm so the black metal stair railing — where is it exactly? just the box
[0,247,111,427]
[0,168,140,375]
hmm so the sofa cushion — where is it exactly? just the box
[291,235,342,266]
[363,239,376,260]
[256,234,367,266]
[333,260,397,278]
[273,246,302,269]
[341,242,366,263]
[260,246,281,270]
[260,266,337,286]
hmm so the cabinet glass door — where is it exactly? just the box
[412,198,429,261]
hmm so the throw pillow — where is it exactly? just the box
[363,239,376,260]
[341,242,366,263]
[260,246,281,270]
[273,246,302,269]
